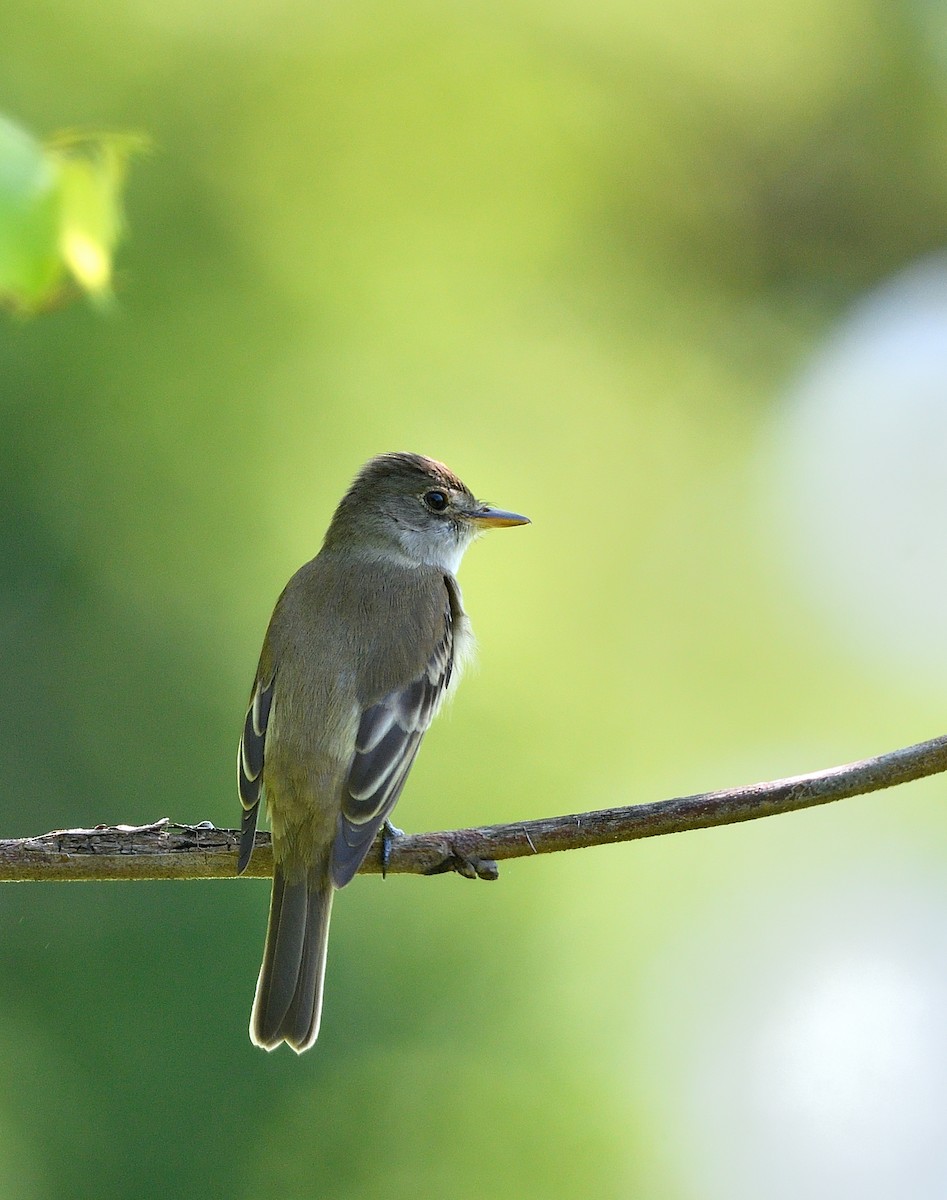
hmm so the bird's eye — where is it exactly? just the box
[424,490,449,512]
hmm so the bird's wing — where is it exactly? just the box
[331,579,457,888]
[237,672,275,874]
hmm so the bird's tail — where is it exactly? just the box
[250,865,334,1053]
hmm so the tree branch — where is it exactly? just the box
[2,732,945,883]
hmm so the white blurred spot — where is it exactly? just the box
[637,872,947,1200]
[765,255,947,680]
[757,956,940,1177]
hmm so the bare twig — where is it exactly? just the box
[1,732,944,883]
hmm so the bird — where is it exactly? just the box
[237,452,529,1052]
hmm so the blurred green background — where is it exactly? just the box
[3,2,947,1197]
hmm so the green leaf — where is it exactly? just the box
[0,116,62,314]
[0,116,148,315]
[47,129,150,305]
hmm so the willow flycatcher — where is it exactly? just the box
[237,452,529,1052]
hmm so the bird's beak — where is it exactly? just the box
[465,505,531,529]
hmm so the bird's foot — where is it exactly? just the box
[424,840,499,882]
[381,819,405,879]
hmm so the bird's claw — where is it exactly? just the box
[424,841,499,881]
[381,819,405,879]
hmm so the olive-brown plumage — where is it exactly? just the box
[238,453,528,1052]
